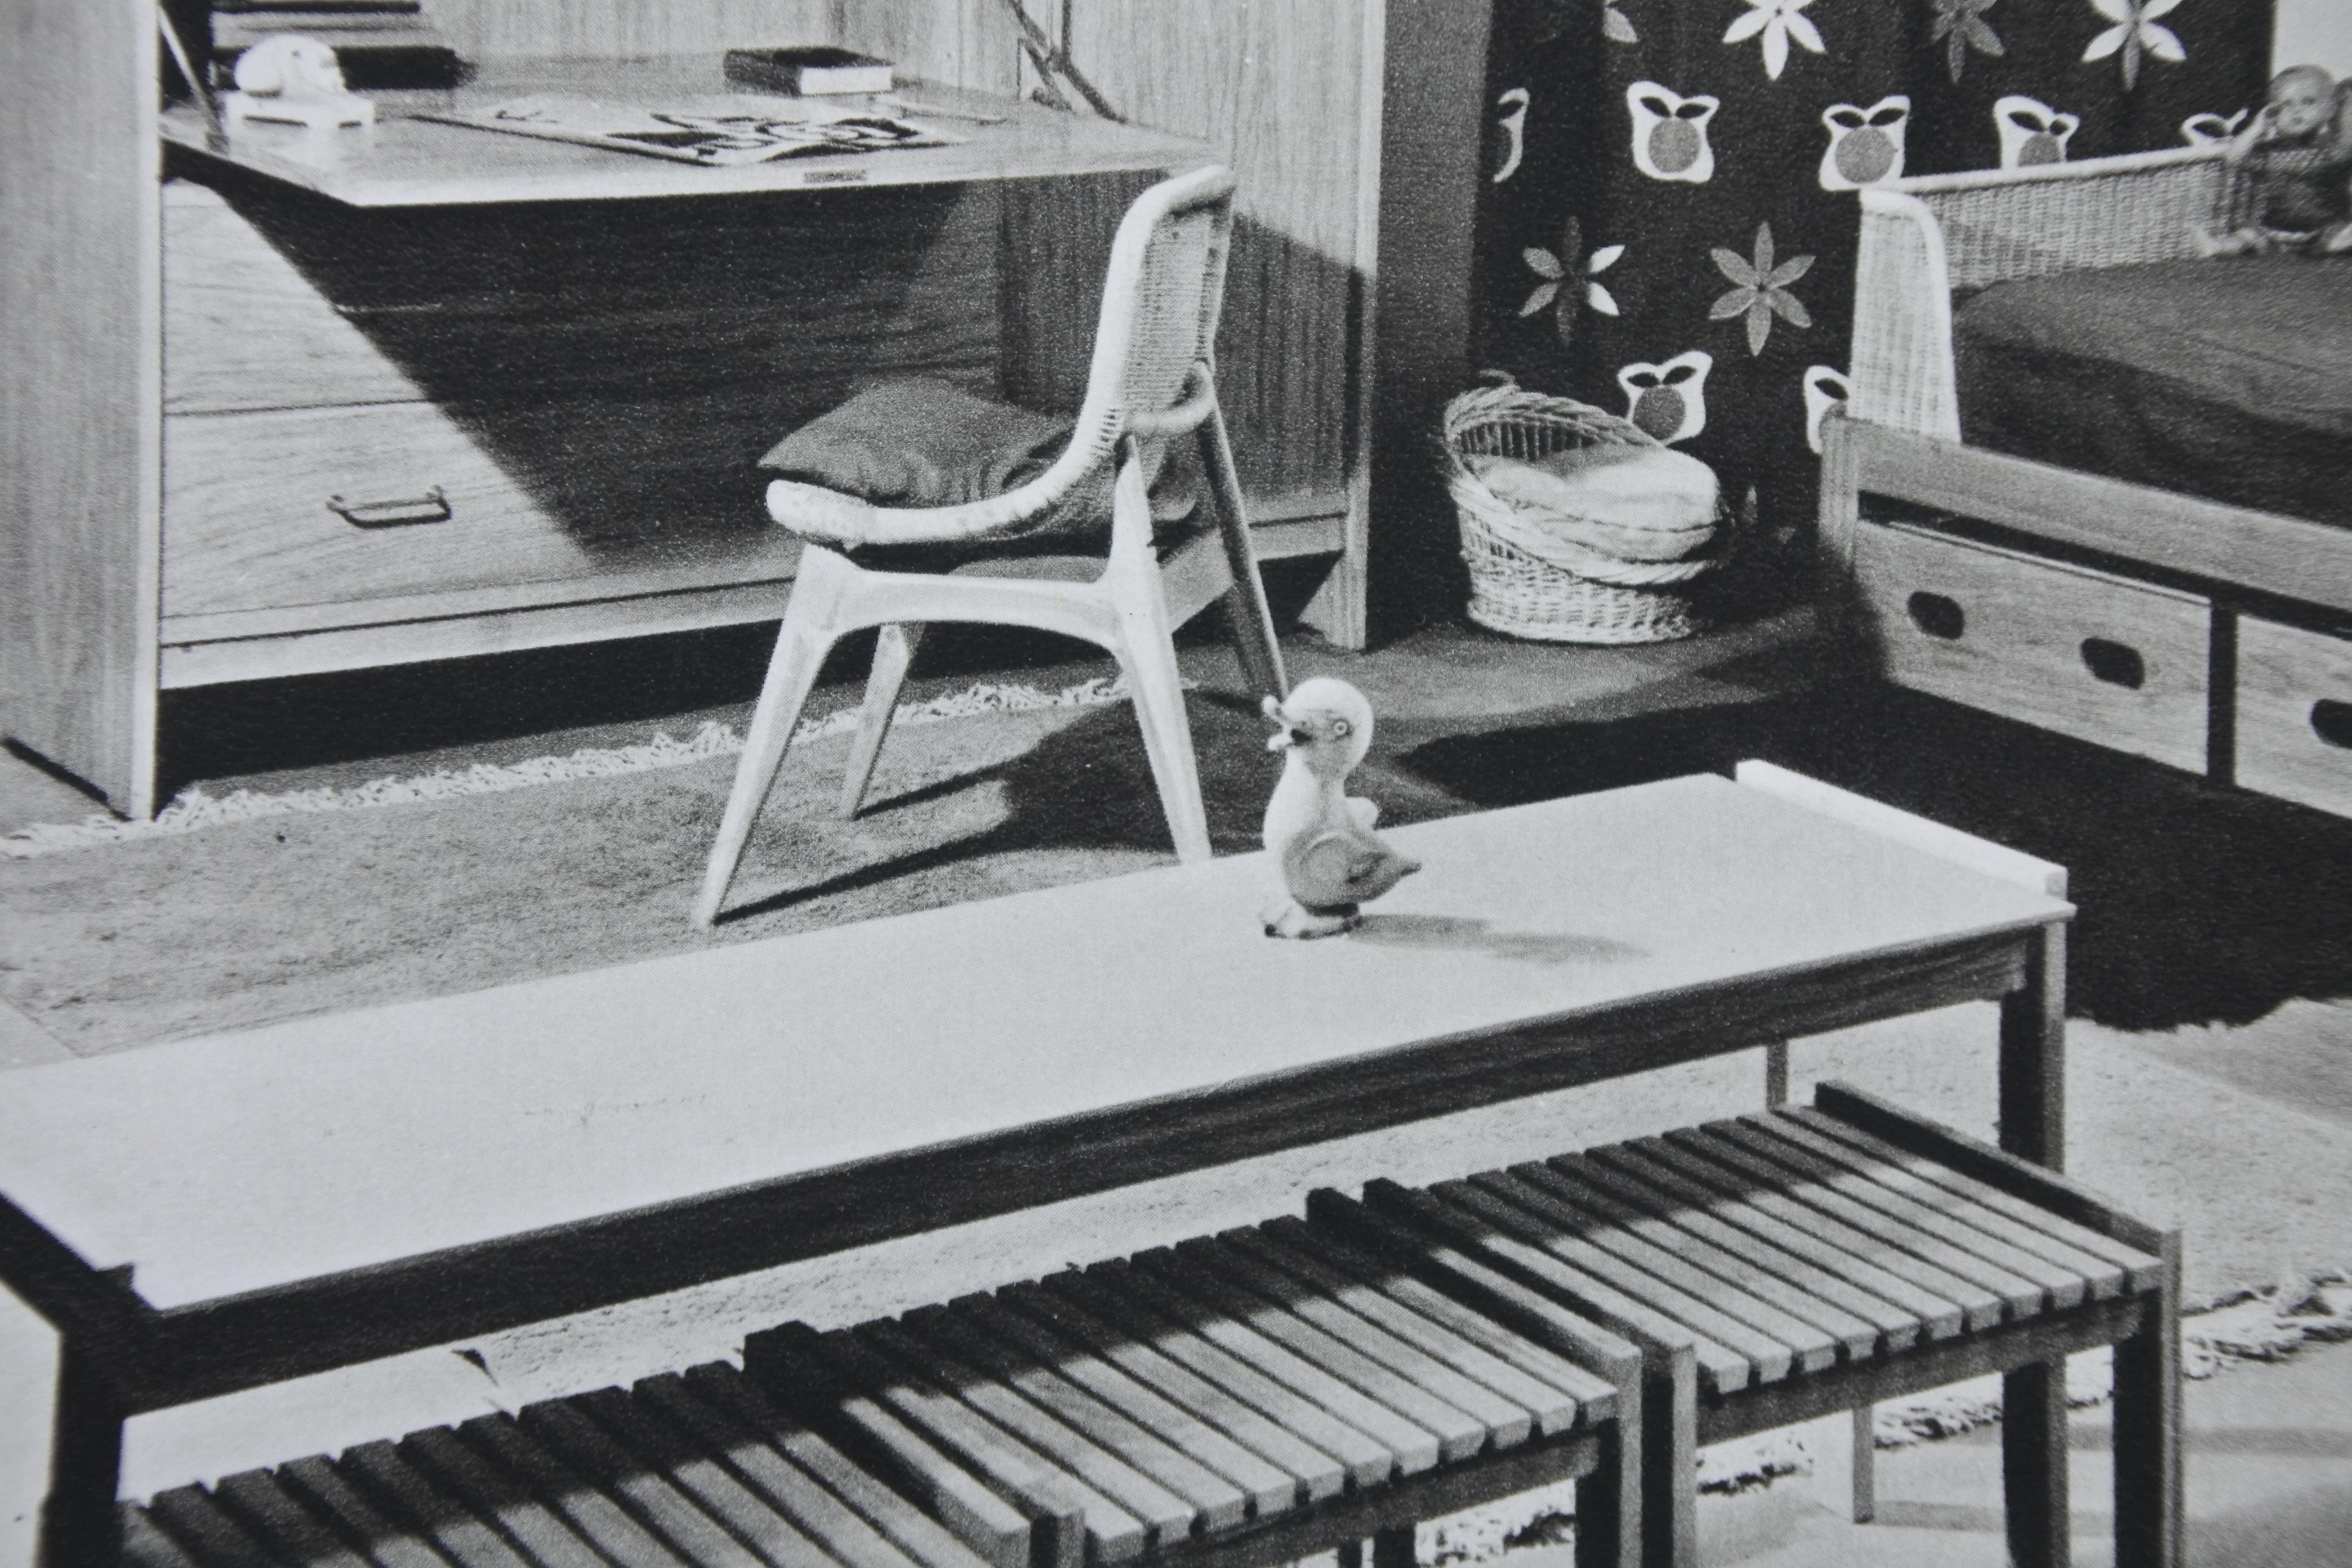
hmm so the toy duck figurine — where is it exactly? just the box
[1260,678,1422,939]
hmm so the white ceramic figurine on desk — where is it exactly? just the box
[223,34,376,131]
[1260,678,1422,939]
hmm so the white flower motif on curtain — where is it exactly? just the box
[1709,222,1814,355]
[1928,0,2004,83]
[2084,0,2185,91]
[1522,217,1624,348]
[1723,0,1825,82]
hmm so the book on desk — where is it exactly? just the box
[723,45,896,96]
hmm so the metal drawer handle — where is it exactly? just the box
[2079,638,2145,689]
[2313,700,2352,751]
[328,487,452,528]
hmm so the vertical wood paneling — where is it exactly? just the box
[994,0,1373,511]
[0,0,161,814]
[841,0,1020,93]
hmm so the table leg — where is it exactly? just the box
[1,1280,60,1568]
[2112,1233,2185,1567]
[1371,1525,1415,1568]
[1998,923,2066,1169]
[1999,920,2069,1568]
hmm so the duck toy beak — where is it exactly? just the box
[1262,694,1299,751]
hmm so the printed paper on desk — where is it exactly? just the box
[419,95,963,166]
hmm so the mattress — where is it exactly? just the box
[1953,257,2352,528]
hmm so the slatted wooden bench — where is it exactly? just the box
[1311,1083,2180,1568]
[112,1214,1642,1568]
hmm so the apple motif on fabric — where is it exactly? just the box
[1617,351,1713,445]
[1819,96,1909,190]
[1628,81,1720,184]
[1995,95,2080,168]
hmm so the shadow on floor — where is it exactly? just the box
[1752,684,2352,1033]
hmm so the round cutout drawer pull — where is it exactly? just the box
[328,487,453,528]
[1906,591,1964,640]
[2312,700,2352,751]
[2079,638,2145,689]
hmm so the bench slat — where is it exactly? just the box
[517,1398,771,1568]
[1037,1270,1396,1490]
[273,1454,455,1568]
[1750,1115,2128,1297]
[639,1371,934,1568]
[140,1486,283,1568]
[1485,1165,1868,1365]
[946,1294,1299,1521]
[1788,1108,2170,1289]
[1432,1179,1793,1386]
[337,1440,539,1568]
[1663,1129,2039,1320]
[848,1320,1162,1560]
[680,1366,987,1568]
[1104,1254,1456,1473]
[1720,1118,2098,1306]
[460,1413,703,1568]
[1262,1216,1615,1416]
[1541,1151,1924,1351]
[748,1324,1081,1568]
[119,1505,211,1568]
[1604,1138,1988,1334]
[1227,1224,1583,1437]
[1359,1180,1743,1394]
[999,1279,1351,1504]
[399,1424,623,1568]
[208,1469,381,1568]
[578,1385,850,1568]
[907,1302,1249,1533]
[1178,1235,1536,1449]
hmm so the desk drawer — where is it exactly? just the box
[2235,616,2352,817]
[165,402,599,621]
[1854,520,2210,772]
[162,399,776,629]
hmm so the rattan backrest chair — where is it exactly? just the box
[692,164,1287,928]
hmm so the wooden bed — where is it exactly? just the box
[1816,144,2352,818]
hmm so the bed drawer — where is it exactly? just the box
[2235,616,2352,817]
[1852,519,2211,772]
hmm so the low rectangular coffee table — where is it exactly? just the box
[0,765,2073,1566]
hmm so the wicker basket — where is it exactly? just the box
[1441,378,1721,644]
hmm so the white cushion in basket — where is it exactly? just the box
[1469,445,1719,561]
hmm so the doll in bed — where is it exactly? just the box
[2193,65,2352,256]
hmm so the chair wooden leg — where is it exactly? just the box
[840,623,924,820]
[1107,472,1211,865]
[693,547,858,927]
[1196,402,1287,701]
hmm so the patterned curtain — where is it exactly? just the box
[1469,0,2275,552]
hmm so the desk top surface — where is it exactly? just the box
[161,57,1211,207]
[0,774,2068,1309]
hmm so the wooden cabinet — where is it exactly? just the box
[4,0,1490,816]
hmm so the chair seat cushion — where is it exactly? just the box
[760,377,1074,509]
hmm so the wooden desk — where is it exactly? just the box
[0,769,2073,1566]
[158,60,1211,206]
[6,3,1386,818]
